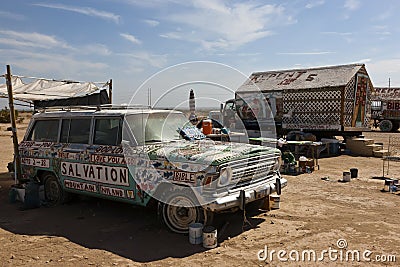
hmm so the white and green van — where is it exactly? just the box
[19,106,286,233]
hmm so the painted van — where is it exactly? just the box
[19,106,286,233]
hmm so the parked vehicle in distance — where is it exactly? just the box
[371,87,400,132]
[19,105,286,233]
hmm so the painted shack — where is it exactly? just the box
[235,63,374,136]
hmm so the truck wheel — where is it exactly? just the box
[158,189,212,233]
[391,122,399,132]
[379,120,393,132]
[43,173,68,207]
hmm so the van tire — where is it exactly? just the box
[43,173,68,207]
[158,188,212,234]
[392,122,399,132]
[379,120,393,132]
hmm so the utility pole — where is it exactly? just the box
[148,88,152,108]
[108,79,113,104]
[5,65,22,184]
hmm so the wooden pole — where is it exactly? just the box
[108,79,112,104]
[5,65,22,183]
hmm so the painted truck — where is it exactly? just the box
[218,64,373,138]
[18,106,286,233]
[371,87,400,132]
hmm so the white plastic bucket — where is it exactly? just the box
[189,223,203,245]
[15,188,25,203]
[343,172,351,182]
[203,226,217,249]
[269,194,280,209]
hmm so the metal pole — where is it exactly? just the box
[108,79,112,104]
[5,65,22,184]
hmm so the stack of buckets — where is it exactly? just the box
[189,194,282,247]
[189,223,218,249]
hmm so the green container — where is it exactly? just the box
[8,188,17,203]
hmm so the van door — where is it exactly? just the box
[58,117,99,195]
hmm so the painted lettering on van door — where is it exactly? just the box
[64,180,97,193]
[21,157,50,168]
[90,154,126,164]
[99,185,125,198]
[61,162,129,186]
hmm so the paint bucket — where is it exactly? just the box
[202,225,217,249]
[202,119,213,135]
[350,168,358,178]
[15,188,25,203]
[343,172,351,182]
[189,223,203,245]
[269,194,280,209]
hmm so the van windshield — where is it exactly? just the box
[125,112,195,145]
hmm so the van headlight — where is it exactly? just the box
[218,167,232,187]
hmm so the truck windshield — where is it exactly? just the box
[125,112,190,145]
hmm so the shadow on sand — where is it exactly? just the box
[0,172,265,262]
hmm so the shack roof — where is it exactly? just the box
[237,63,365,93]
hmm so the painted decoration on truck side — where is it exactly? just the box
[64,179,97,193]
[61,161,129,186]
[173,171,196,184]
[19,141,55,149]
[90,154,126,164]
[21,157,50,168]
[99,185,125,198]
[94,145,124,155]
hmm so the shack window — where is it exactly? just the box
[93,118,122,146]
[27,120,59,142]
[60,118,91,144]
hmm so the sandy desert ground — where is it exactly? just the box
[0,113,399,266]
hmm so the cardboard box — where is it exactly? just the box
[299,159,315,172]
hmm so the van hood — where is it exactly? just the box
[146,140,280,166]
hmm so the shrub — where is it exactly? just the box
[0,107,19,123]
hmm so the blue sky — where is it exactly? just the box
[1,0,400,108]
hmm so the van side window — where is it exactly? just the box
[27,120,59,142]
[60,119,91,144]
[93,118,122,146]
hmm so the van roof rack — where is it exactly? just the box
[35,104,152,113]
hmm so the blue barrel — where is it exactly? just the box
[24,181,40,209]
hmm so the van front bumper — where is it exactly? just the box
[202,176,287,212]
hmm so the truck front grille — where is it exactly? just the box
[218,153,278,187]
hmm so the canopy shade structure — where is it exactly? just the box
[0,75,111,107]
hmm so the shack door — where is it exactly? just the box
[351,74,370,127]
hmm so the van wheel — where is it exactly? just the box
[43,173,68,206]
[379,120,393,132]
[158,189,212,234]
[392,122,399,132]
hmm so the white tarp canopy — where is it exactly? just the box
[0,76,108,103]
